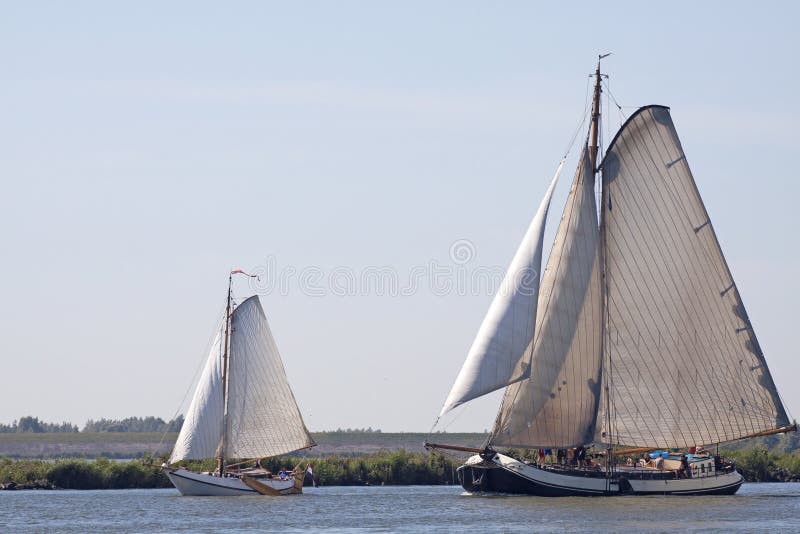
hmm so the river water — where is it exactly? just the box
[2,483,798,532]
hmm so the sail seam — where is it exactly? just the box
[607,128,738,444]
[600,108,786,446]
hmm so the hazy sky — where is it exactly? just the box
[2,1,798,433]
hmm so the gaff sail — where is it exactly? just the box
[596,106,789,448]
[170,295,315,463]
[225,296,316,458]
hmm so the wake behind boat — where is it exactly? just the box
[164,270,315,496]
[426,57,795,496]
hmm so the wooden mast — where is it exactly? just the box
[427,59,612,461]
[589,55,607,170]
[217,274,233,476]
[590,54,613,484]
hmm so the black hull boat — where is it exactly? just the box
[428,58,795,498]
[456,453,743,497]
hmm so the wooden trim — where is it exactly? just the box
[738,423,797,440]
[615,424,797,456]
[241,476,282,496]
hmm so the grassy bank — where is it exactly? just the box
[0,458,171,489]
[0,450,461,489]
[725,448,800,482]
[3,448,798,490]
[167,449,462,486]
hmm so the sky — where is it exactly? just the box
[1,1,798,433]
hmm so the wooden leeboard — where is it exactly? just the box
[241,476,283,496]
[290,466,304,494]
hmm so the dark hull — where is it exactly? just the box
[458,464,613,496]
[457,455,743,497]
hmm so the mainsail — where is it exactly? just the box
[225,296,315,458]
[491,148,603,448]
[439,163,562,416]
[597,106,789,448]
[170,327,226,462]
[170,295,314,463]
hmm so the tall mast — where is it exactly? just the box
[217,274,233,476]
[590,54,614,483]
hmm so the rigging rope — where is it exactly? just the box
[602,78,627,126]
[562,76,593,159]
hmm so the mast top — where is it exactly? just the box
[589,54,610,171]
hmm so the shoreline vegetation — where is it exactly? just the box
[1,447,799,490]
[1,416,798,489]
[0,451,461,490]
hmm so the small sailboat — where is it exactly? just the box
[164,271,315,496]
[426,58,795,496]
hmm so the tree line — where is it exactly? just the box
[0,417,392,434]
[0,415,184,434]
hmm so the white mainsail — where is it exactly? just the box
[439,163,563,416]
[225,295,315,458]
[596,106,789,448]
[491,148,603,448]
[171,295,315,463]
[170,326,226,462]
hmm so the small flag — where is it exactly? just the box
[231,269,258,279]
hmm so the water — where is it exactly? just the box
[2,483,799,533]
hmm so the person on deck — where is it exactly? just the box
[681,455,691,479]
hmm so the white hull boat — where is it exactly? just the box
[165,468,300,496]
[164,271,316,496]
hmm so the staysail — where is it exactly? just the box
[490,148,603,448]
[597,106,790,448]
[439,163,563,416]
[225,296,315,458]
[170,326,226,462]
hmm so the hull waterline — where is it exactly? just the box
[457,453,743,497]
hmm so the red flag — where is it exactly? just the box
[230,269,257,278]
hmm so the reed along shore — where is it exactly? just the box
[2,448,798,490]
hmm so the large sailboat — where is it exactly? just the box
[426,58,795,496]
[164,271,315,496]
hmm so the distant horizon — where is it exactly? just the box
[0,414,490,435]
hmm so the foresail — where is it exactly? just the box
[491,149,603,448]
[597,106,789,448]
[439,163,563,416]
[225,296,315,458]
[169,326,226,462]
